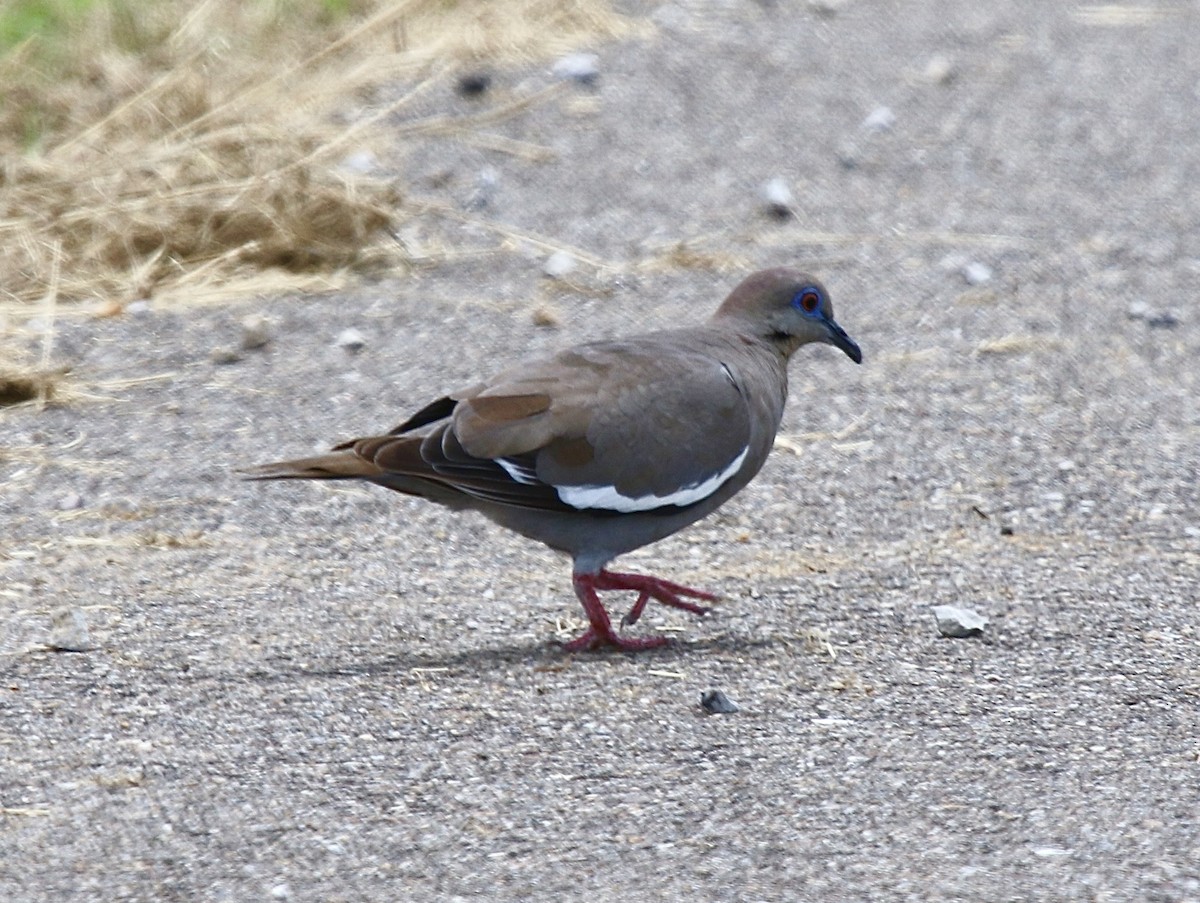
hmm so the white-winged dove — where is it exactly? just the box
[245,268,862,651]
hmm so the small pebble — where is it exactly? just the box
[932,605,988,638]
[836,141,863,170]
[1126,300,1179,327]
[467,166,499,210]
[48,608,94,652]
[531,306,561,328]
[862,105,896,132]
[92,299,124,319]
[210,346,242,365]
[56,492,84,511]
[543,251,577,279]
[1146,312,1180,329]
[127,300,153,317]
[339,150,379,175]
[924,54,956,84]
[552,53,600,86]
[456,72,492,97]
[700,689,740,714]
[963,261,993,285]
[240,315,271,351]
[761,177,795,218]
[336,328,367,352]
[1127,300,1152,320]
[1032,847,1073,859]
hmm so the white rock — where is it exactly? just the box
[924,54,956,84]
[339,150,379,175]
[1032,847,1073,859]
[543,251,577,278]
[477,165,499,190]
[240,315,271,351]
[56,492,84,511]
[963,261,993,285]
[552,53,599,85]
[210,346,242,365]
[761,177,795,216]
[932,605,988,638]
[863,105,896,132]
[1127,300,1151,320]
[48,608,94,652]
[336,328,367,352]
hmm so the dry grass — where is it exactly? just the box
[0,0,640,314]
[975,333,1063,356]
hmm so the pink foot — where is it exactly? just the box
[560,627,669,653]
[562,570,716,651]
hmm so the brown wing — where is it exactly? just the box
[452,333,754,503]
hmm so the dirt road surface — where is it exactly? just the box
[3,2,1198,900]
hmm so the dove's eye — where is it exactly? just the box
[792,288,822,316]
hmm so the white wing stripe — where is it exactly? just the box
[496,458,540,485]
[557,447,749,513]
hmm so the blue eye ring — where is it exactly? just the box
[792,286,823,317]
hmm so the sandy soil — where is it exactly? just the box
[3,1,1199,900]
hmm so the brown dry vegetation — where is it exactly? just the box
[0,0,639,403]
[0,0,638,312]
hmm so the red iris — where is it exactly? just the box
[800,290,820,313]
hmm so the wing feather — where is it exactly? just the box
[291,330,760,515]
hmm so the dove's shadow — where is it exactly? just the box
[244,631,784,684]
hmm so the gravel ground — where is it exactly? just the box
[3,1,1199,900]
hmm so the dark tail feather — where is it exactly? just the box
[239,450,381,481]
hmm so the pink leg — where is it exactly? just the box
[623,590,653,627]
[562,570,717,651]
[596,569,717,626]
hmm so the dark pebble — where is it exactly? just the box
[701,689,740,714]
[457,73,492,97]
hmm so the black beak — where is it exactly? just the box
[826,318,863,364]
